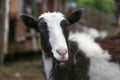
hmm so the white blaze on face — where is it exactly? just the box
[39,12,68,61]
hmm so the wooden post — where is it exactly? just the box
[0,0,5,65]
[48,0,54,12]
[0,0,9,65]
[43,0,48,12]
[54,0,58,11]
[3,0,10,54]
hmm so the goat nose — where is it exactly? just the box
[56,49,67,57]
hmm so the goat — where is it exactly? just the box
[20,9,120,80]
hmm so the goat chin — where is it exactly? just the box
[54,58,66,66]
[58,62,66,68]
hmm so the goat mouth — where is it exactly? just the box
[53,56,68,62]
[57,61,66,69]
[53,57,67,65]
[58,62,65,66]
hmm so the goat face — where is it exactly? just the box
[39,12,70,62]
[19,8,83,62]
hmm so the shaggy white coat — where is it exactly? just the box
[69,32,120,80]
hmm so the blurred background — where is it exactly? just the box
[0,0,119,80]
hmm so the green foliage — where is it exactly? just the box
[67,0,114,13]
[78,0,95,6]
[0,67,15,76]
[93,0,114,13]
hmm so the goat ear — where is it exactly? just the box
[67,8,84,24]
[19,14,39,31]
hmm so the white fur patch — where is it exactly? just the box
[69,32,106,58]
[39,12,68,61]
[42,51,53,80]
[82,26,108,39]
[82,27,101,39]
[89,57,120,80]
[69,32,120,80]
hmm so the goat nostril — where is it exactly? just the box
[56,49,67,57]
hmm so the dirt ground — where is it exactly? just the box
[0,52,45,80]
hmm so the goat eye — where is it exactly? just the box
[39,27,45,32]
[38,23,47,32]
[60,20,70,27]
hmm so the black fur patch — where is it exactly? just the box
[50,41,90,80]
[67,9,84,24]
[38,18,52,58]
[19,15,39,31]
[60,19,70,43]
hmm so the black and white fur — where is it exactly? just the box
[20,9,120,80]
